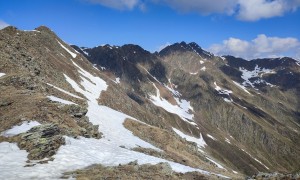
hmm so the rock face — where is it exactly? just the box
[19,124,65,160]
[248,172,300,180]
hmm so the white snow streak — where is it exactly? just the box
[223,98,233,103]
[46,83,84,100]
[57,40,77,58]
[206,157,226,170]
[214,82,232,95]
[225,138,231,144]
[241,149,269,170]
[0,73,5,77]
[207,134,217,141]
[1,121,41,137]
[166,79,181,97]
[232,81,251,95]
[47,95,76,105]
[172,128,207,149]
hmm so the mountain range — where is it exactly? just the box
[0,26,300,179]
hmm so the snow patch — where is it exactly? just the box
[200,60,204,64]
[114,77,120,84]
[190,72,198,75]
[150,83,196,125]
[201,67,206,71]
[23,30,41,33]
[166,79,181,97]
[206,157,226,170]
[232,81,251,95]
[203,51,212,57]
[0,72,6,77]
[80,48,90,56]
[0,140,228,179]
[223,98,233,103]
[46,83,84,100]
[57,40,77,58]
[239,65,275,88]
[100,66,106,70]
[47,95,76,105]
[214,82,232,95]
[225,138,231,144]
[172,128,206,149]
[1,121,41,137]
[207,134,217,141]
[93,64,100,71]
[220,56,226,61]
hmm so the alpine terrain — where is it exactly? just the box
[0,26,300,179]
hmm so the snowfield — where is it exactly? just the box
[1,121,41,137]
[150,83,196,126]
[0,61,229,179]
[239,65,275,88]
[47,95,77,105]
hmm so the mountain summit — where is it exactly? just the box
[0,26,300,179]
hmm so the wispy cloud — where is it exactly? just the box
[0,20,9,30]
[209,34,300,59]
[85,0,300,21]
[154,0,237,15]
[85,0,140,10]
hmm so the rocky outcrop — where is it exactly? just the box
[247,172,300,180]
[63,161,209,180]
[19,124,65,160]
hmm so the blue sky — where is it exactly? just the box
[0,0,300,59]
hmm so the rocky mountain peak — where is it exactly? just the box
[34,25,52,33]
[159,41,212,59]
[1,26,18,35]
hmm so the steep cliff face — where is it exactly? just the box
[80,40,300,176]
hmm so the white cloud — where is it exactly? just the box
[237,0,300,21]
[85,0,300,20]
[209,34,300,59]
[155,0,237,15]
[86,0,140,10]
[0,20,9,30]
